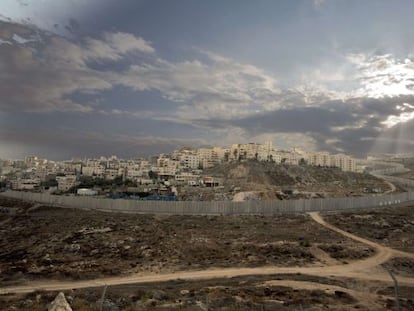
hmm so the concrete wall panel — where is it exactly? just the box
[2,190,413,215]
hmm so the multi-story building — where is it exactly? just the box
[56,175,77,192]
[307,152,357,172]
[82,165,106,177]
[197,148,218,169]
[308,152,332,167]
[181,154,200,169]
[175,172,200,184]
[332,154,357,172]
[13,178,41,190]
[105,168,121,180]
[230,141,273,161]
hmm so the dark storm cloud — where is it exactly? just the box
[0,123,207,160]
[0,110,208,159]
[198,96,414,156]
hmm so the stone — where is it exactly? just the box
[180,289,190,295]
[48,292,73,311]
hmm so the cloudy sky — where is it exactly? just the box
[1,0,414,159]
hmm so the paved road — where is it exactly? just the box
[1,212,413,295]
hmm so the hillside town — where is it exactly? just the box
[0,142,379,200]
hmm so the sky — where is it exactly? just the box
[0,0,414,159]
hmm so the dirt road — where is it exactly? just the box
[1,212,413,295]
[383,179,397,193]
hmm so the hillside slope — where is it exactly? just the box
[200,161,390,200]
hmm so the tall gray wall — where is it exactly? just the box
[1,190,413,215]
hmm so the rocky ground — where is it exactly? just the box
[2,197,414,310]
[382,257,414,277]
[1,274,413,310]
[0,197,372,284]
[0,197,372,286]
[324,205,414,252]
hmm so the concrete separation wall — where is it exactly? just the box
[379,176,414,189]
[1,190,414,215]
[371,167,410,175]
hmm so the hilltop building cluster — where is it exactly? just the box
[0,142,357,194]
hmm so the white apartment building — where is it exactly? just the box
[56,175,77,192]
[332,154,357,172]
[175,172,200,184]
[308,152,332,167]
[124,160,151,178]
[156,166,177,178]
[268,151,283,163]
[197,148,219,169]
[230,141,273,161]
[126,166,144,180]
[212,147,228,161]
[181,154,200,169]
[107,160,120,170]
[13,178,41,190]
[105,168,122,180]
[63,162,82,173]
[82,165,106,177]
[307,152,357,172]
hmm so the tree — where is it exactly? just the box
[233,149,238,161]
[148,170,158,180]
[40,179,58,188]
[124,179,137,187]
[78,176,95,188]
[224,152,229,162]
[112,176,124,186]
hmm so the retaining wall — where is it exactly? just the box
[1,190,414,215]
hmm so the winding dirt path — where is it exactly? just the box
[384,179,397,193]
[1,212,413,295]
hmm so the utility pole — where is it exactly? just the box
[99,284,108,311]
[387,269,400,311]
